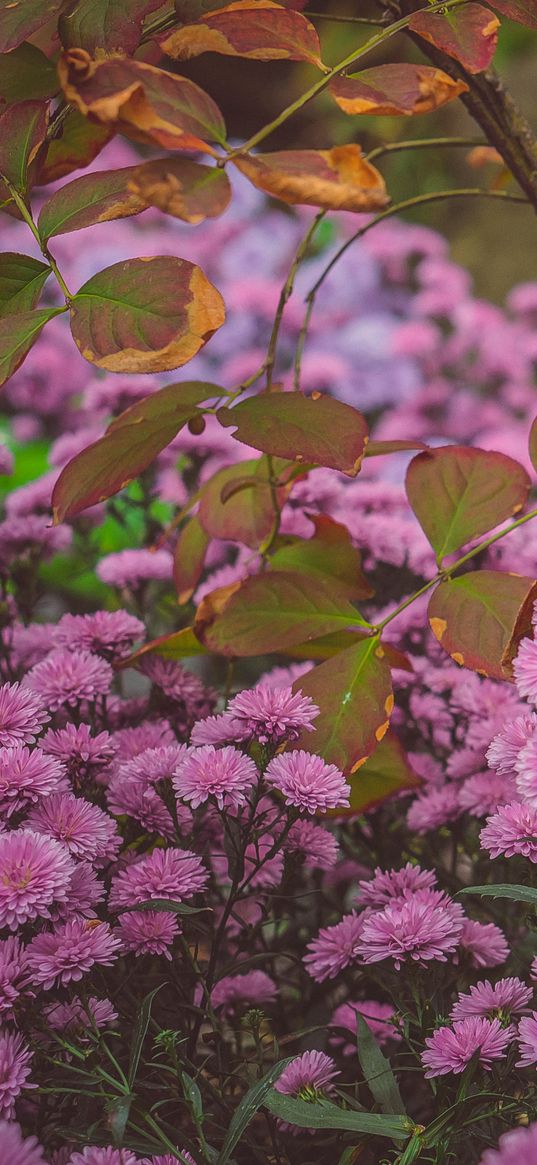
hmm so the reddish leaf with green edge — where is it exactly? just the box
[37,108,113,184]
[59,50,226,155]
[162,1,323,67]
[174,515,210,603]
[194,570,369,657]
[0,100,49,193]
[121,626,208,668]
[233,146,388,213]
[219,393,369,477]
[0,307,63,388]
[0,43,58,104]
[529,415,537,473]
[0,0,64,53]
[329,64,468,118]
[290,636,393,773]
[38,166,150,240]
[489,0,537,28]
[59,0,163,54]
[198,459,283,550]
[126,158,231,224]
[52,382,213,523]
[0,253,51,315]
[270,515,373,601]
[428,570,537,679]
[326,731,420,818]
[69,257,225,374]
[405,445,530,563]
[409,5,500,74]
[175,0,307,13]
[365,439,429,458]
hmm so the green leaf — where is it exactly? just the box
[327,730,420,817]
[355,1014,406,1117]
[69,256,225,373]
[219,392,368,477]
[123,627,209,667]
[406,445,530,563]
[365,439,428,458]
[119,898,212,916]
[59,0,163,54]
[218,1059,294,1165]
[270,515,373,601]
[264,1092,412,1138]
[38,166,149,241]
[182,1070,204,1122]
[458,884,537,904]
[0,307,63,388]
[0,253,51,315]
[0,42,58,103]
[107,1094,134,1146]
[409,5,500,73]
[0,99,49,193]
[174,516,210,603]
[37,107,113,184]
[0,0,64,53]
[128,985,164,1089]
[194,570,368,658]
[199,459,282,551]
[429,569,537,679]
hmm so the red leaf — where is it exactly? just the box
[174,515,210,603]
[0,0,64,54]
[489,0,537,28]
[270,515,373,601]
[0,100,49,193]
[330,63,468,117]
[198,458,283,550]
[326,731,421,817]
[409,5,500,74]
[429,570,537,679]
[162,0,323,67]
[59,0,164,54]
[37,108,113,184]
[233,145,388,213]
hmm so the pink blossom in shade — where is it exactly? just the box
[304,912,364,982]
[41,724,117,782]
[516,1012,537,1067]
[111,721,176,762]
[286,819,339,870]
[96,547,173,589]
[117,910,180,959]
[0,746,67,816]
[173,745,258,810]
[275,1050,339,1100]
[23,650,113,712]
[357,862,437,908]
[56,861,105,920]
[264,750,350,814]
[0,938,29,1018]
[356,896,463,970]
[141,1156,196,1165]
[211,970,277,1013]
[0,515,71,566]
[329,1000,401,1055]
[139,657,215,717]
[487,713,537,776]
[259,661,312,689]
[189,711,243,746]
[226,684,319,745]
[514,734,537,806]
[0,1120,46,1165]
[10,622,58,670]
[478,1123,537,1165]
[108,847,208,910]
[26,919,121,989]
[480,800,537,861]
[459,920,509,969]
[458,771,518,818]
[0,829,75,930]
[0,682,49,747]
[406,785,461,834]
[451,977,532,1022]
[67,1150,139,1165]
[26,792,120,864]
[107,773,175,839]
[55,610,144,662]
[421,1017,512,1078]
[44,995,118,1033]
[513,637,537,704]
[0,1028,34,1117]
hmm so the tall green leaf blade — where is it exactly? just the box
[218,1059,294,1165]
[263,1092,412,1138]
[458,884,537,904]
[355,1014,406,1117]
[128,985,164,1088]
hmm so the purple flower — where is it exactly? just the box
[275,1050,339,1100]
[459,920,509,968]
[330,1000,401,1054]
[0,1028,34,1117]
[211,970,277,1013]
[286,819,339,870]
[111,721,176,761]
[173,745,258,810]
[41,723,117,782]
[487,713,537,776]
[356,895,463,969]
[190,712,242,746]
[27,792,120,864]
[421,1016,511,1077]
[55,610,145,661]
[514,732,537,806]
[0,937,29,1018]
[479,1124,537,1165]
[304,912,364,981]
[0,1120,46,1165]
[141,1156,196,1165]
[0,746,67,816]
[117,910,179,959]
[480,800,537,861]
[24,650,113,712]
[226,684,319,745]
[458,771,517,817]
[0,683,49,747]
[265,750,350,813]
[57,860,105,919]
[97,548,173,589]
[357,863,437,907]
[108,847,208,909]
[451,977,532,1021]
[406,785,461,833]
[66,1151,139,1165]
[516,1011,537,1067]
[513,637,537,704]
[0,829,75,930]
[26,919,121,989]
[139,658,215,725]
[45,995,118,1033]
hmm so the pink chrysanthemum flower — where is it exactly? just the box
[0,937,29,1018]
[140,657,215,717]
[211,970,277,1014]
[226,684,319,745]
[97,548,173,589]
[55,610,145,661]
[356,896,463,969]
[66,1150,139,1165]
[141,1155,196,1165]
[513,733,537,806]
[0,1028,34,1118]
[107,772,176,839]
[0,746,67,815]
[111,721,175,762]
[27,792,120,864]
[513,638,537,704]
[56,861,105,920]
[330,1000,401,1054]
[275,1050,339,1100]
[421,1017,511,1078]
[0,829,74,930]
[26,919,121,989]
[24,650,113,712]
[108,847,208,910]
[45,995,118,1033]
[286,819,339,870]
[357,862,437,907]
[459,920,509,968]
[0,682,49,747]
[406,785,461,833]
[41,724,117,782]
[451,977,532,1021]
[304,912,364,982]
[480,800,537,861]
[458,771,517,817]
[479,1123,537,1164]
[0,1120,46,1164]
[173,745,258,810]
[117,910,179,959]
[487,713,537,776]
[190,712,242,746]
[516,1011,537,1067]
[265,750,350,814]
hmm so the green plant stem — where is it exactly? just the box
[2,177,72,300]
[366,135,486,163]
[265,210,325,389]
[304,10,387,23]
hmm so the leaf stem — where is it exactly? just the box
[2,177,72,301]
[366,135,486,162]
[265,210,324,390]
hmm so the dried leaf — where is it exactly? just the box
[233,145,388,213]
[409,5,500,74]
[59,0,163,54]
[162,0,323,67]
[127,157,231,224]
[429,570,537,678]
[0,0,64,54]
[0,100,49,193]
[0,253,51,315]
[330,63,468,117]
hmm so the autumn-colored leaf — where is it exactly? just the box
[59,50,226,155]
[52,381,214,522]
[0,0,64,54]
[326,731,420,817]
[428,570,537,679]
[59,0,163,54]
[37,108,113,185]
[409,5,500,74]
[194,570,368,657]
[0,43,58,104]
[121,626,208,668]
[290,636,393,773]
[233,145,388,213]
[0,253,51,315]
[489,0,537,28]
[174,515,210,603]
[69,256,225,374]
[330,64,468,117]
[38,167,149,240]
[270,515,373,600]
[0,307,64,388]
[127,158,231,224]
[162,1,323,67]
[0,100,49,193]
[365,439,429,457]
[405,445,530,563]
[283,631,410,670]
[199,458,283,550]
[218,392,369,476]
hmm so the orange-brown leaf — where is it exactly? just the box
[233,145,388,212]
[330,63,468,117]
[162,0,323,67]
[127,157,231,224]
[429,570,537,679]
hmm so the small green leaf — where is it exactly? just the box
[0,99,49,193]
[218,1059,294,1165]
[119,898,212,917]
[128,985,164,1088]
[458,884,537,904]
[355,1013,406,1117]
[174,516,210,603]
[328,731,420,817]
[122,627,209,667]
[0,307,63,388]
[0,43,58,104]
[263,1092,412,1138]
[270,514,373,600]
[0,253,51,315]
